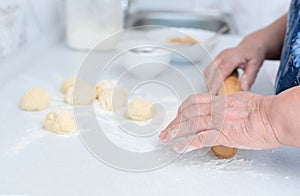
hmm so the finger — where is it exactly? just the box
[160,95,225,143]
[159,117,179,142]
[208,61,240,95]
[159,116,211,143]
[162,103,211,137]
[162,94,212,140]
[173,129,222,153]
[241,60,260,91]
[204,58,222,95]
[178,94,212,114]
[204,58,222,90]
[159,116,186,143]
[159,116,190,143]
[180,103,211,121]
[160,114,183,136]
[207,52,246,95]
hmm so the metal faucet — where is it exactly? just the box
[121,0,132,28]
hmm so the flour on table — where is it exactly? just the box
[175,149,254,171]
[94,93,179,152]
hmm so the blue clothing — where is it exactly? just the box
[275,0,300,94]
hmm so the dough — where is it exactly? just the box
[20,88,50,111]
[64,86,74,105]
[128,99,155,121]
[64,84,94,105]
[98,88,126,111]
[212,146,238,159]
[61,76,76,94]
[44,109,77,134]
[95,85,104,100]
[95,80,116,100]
[62,76,94,105]
[168,35,200,44]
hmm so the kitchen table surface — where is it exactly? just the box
[0,32,299,196]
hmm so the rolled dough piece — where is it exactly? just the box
[98,88,126,111]
[20,88,50,111]
[212,145,238,159]
[212,70,241,159]
[61,76,76,94]
[128,99,155,121]
[44,109,77,134]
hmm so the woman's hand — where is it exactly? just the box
[159,92,281,153]
[205,14,287,95]
[204,42,266,95]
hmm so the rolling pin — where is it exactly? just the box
[211,69,241,159]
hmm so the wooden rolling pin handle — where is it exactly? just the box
[211,69,241,159]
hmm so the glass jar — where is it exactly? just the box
[66,0,123,50]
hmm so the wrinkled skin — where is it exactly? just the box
[204,44,266,95]
[159,92,281,153]
[159,14,300,153]
[204,14,287,96]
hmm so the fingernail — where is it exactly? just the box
[215,58,222,65]
[159,129,170,143]
[159,130,169,143]
[160,128,178,143]
[159,130,166,138]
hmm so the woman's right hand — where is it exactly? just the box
[204,37,267,95]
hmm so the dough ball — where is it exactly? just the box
[64,86,74,105]
[61,76,94,105]
[95,86,104,100]
[44,109,77,134]
[61,76,76,94]
[128,99,155,121]
[98,88,126,111]
[95,80,116,99]
[64,84,94,105]
[20,88,50,111]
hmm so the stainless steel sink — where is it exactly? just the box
[125,10,238,34]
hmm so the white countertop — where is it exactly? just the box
[0,33,299,196]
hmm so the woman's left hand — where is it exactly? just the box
[159,91,281,153]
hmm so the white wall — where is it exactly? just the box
[135,0,291,35]
[0,0,63,59]
[0,0,292,58]
[194,0,291,35]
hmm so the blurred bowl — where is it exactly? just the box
[116,40,171,79]
[146,28,217,64]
